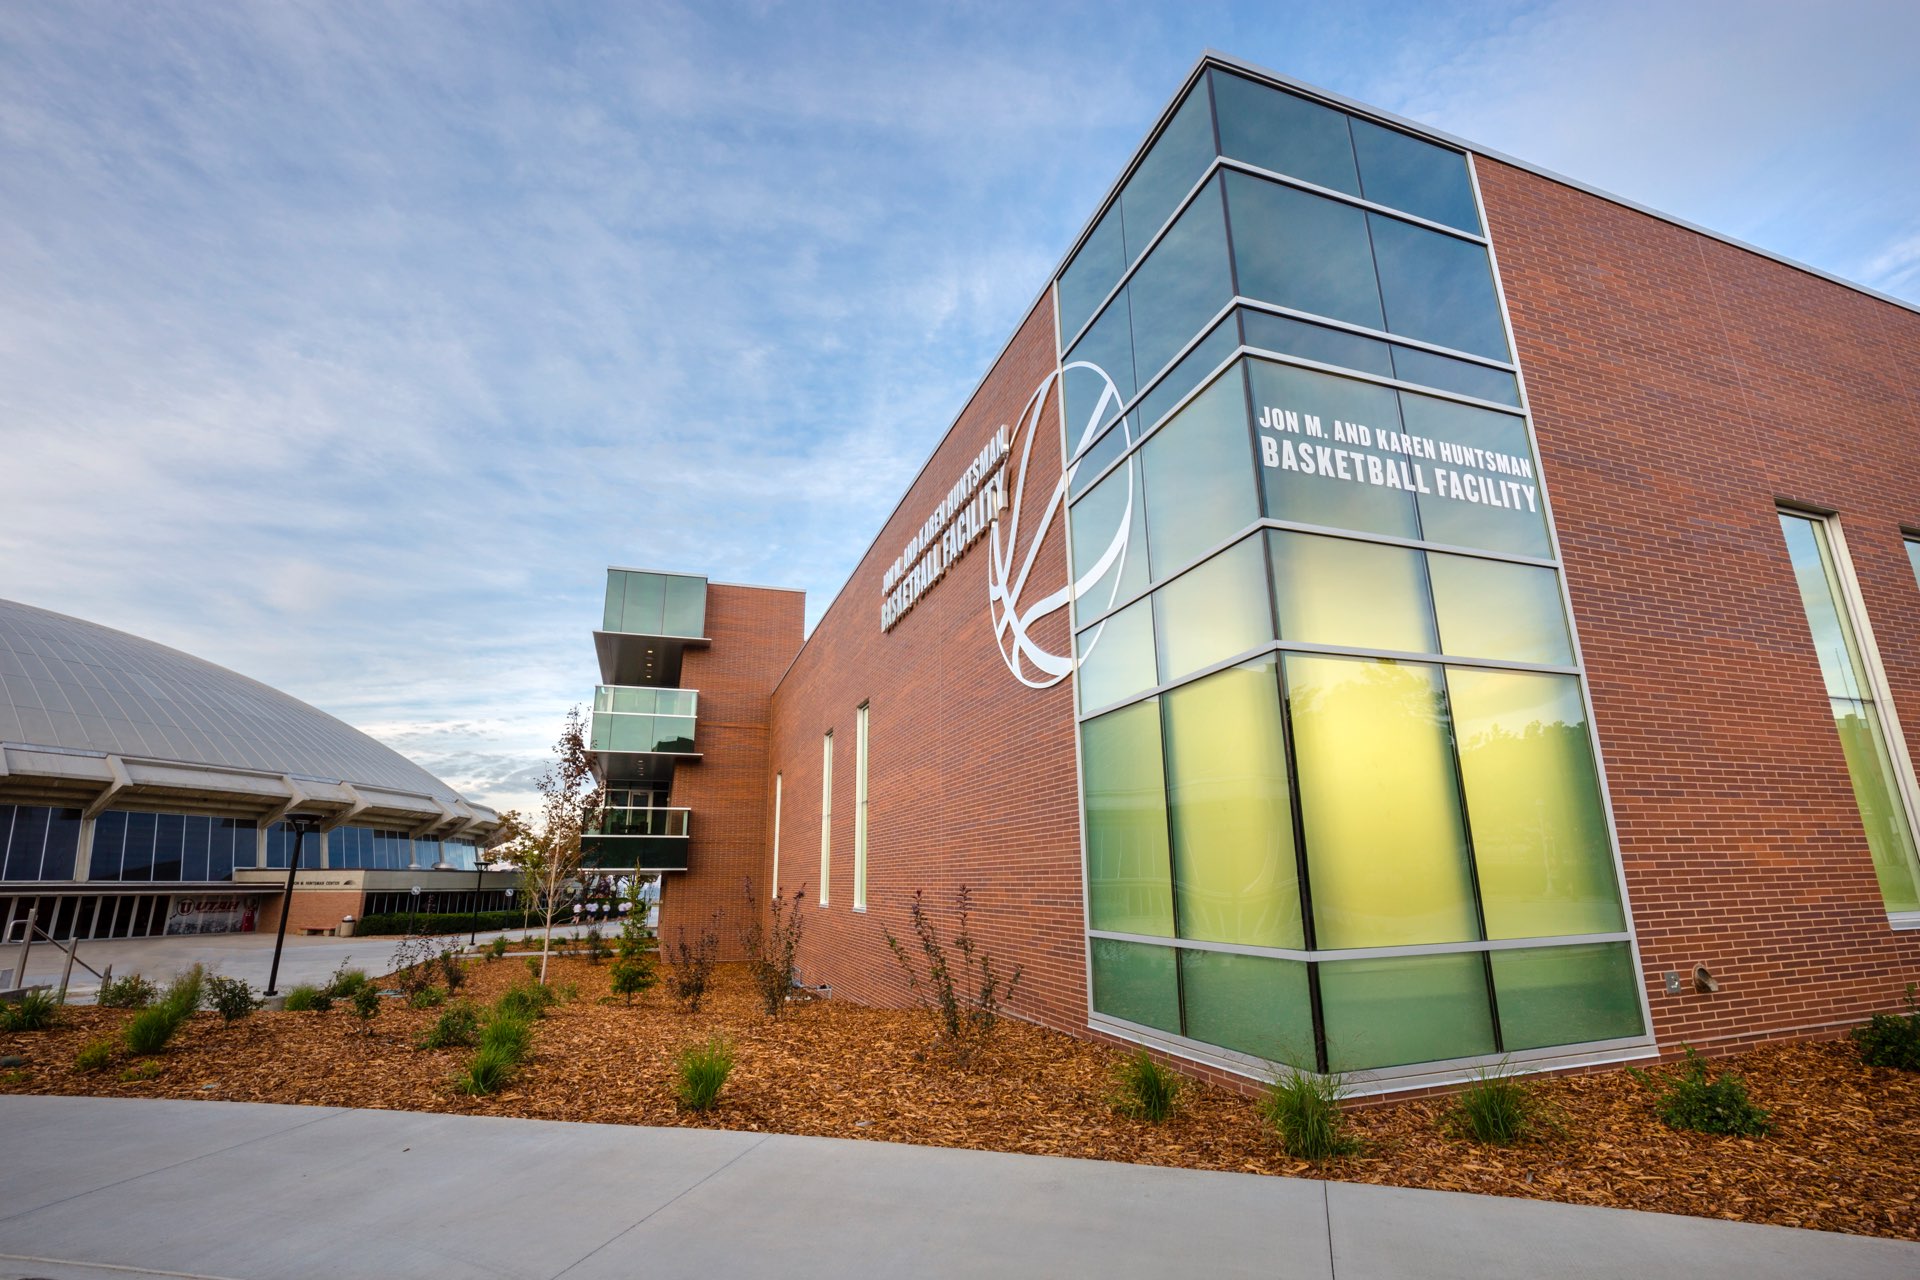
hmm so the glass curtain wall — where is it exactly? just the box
[1061,66,1644,1078]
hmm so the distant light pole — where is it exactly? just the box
[265,815,321,997]
[469,850,488,947]
[407,884,421,935]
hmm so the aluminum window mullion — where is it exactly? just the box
[1086,928,1633,963]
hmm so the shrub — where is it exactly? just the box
[740,880,806,1019]
[522,955,542,980]
[610,955,657,1004]
[438,949,469,992]
[673,1037,735,1112]
[204,976,263,1024]
[282,984,332,1013]
[419,1001,482,1050]
[1643,1047,1770,1137]
[458,1042,520,1095]
[486,936,509,962]
[120,1059,163,1083]
[391,936,454,996]
[74,1037,115,1072]
[325,965,370,999]
[2,989,59,1032]
[355,909,524,937]
[583,925,610,965]
[667,916,721,1013]
[1851,984,1920,1071]
[1261,1070,1358,1160]
[124,1006,181,1056]
[350,984,381,1033]
[495,982,557,1022]
[158,965,206,1020]
[98,973,158,1009]
[1111,1049,1183,1123]
[883,886,1023,1067]
[1445,1061,1555,1145]
[409,986,447,1010]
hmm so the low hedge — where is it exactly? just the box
[354,911,530,937]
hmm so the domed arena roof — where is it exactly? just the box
[0,597,494,830]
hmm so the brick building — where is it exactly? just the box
[598,52,1920,1096]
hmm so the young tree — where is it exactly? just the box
[495,708,603,984]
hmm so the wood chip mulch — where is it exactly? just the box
[3,956,1915,1241]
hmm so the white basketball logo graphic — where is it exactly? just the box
[987,360,1137,688]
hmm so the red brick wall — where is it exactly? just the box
[258,889,360,936]
[661,583,806,961]
[1478,157,1920,1052]
[766,295,1091,1035]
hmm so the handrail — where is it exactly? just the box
[4,907,109,1003]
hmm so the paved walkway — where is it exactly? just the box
[5,923,602,1002]
[0,1097,1912,1279]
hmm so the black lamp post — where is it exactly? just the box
[265,815,321,998]
[469,850,488,947]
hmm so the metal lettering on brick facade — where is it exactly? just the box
[880,427,1011,632]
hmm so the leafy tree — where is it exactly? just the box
[493,708,603,984]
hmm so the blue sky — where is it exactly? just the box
[3,0,1916,814]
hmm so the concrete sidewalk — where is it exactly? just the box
[0,1097,1912,1279]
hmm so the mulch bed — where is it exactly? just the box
[3,955,1916,1241]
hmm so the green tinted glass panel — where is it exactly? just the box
[1153,536,1273,683]
[1071,458,1150,609]
[1350,118,1480,233]
[1778,514,1870,700]
[1076,598,1157,714]
[1226,173,1384,331]
[1210,70,1359,196]
[1142,369,1259,577]
[1127,178,1234,386]
[1269,531,1436,653]
[1163,660,1302,948]
[601,577,623,631]
[1448,668,1623,938]
[1083,701,1173,936]
[1428,553,1572,665]
[662,575,707,638]
[1491,943,1644,1051]
[1907,539,1920,591]
[1287,655,1478,947]
[1250,359,1419,539]
[1834,698,1920,913]
[1179,948,1314,1067]
[1059,203,1125,344]
[1069,417,1127,497]
[1389,346,1521,407]
[1136,311,1239,434]
[1241,309,1394,379]
[619,572,664,634]
[1064,294,1138,445]
[1119,84,1216,265]
[1400,392,1550,557]
[1370,214,1508,360]
[1090,938,1180,1032]
[1320,952,1495,1071]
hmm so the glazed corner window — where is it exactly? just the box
[1778,510,1920,917]
[853,704,870,911]
[819,731,833,906]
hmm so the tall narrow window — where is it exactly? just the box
[770,773,783,900]
[1779,511,1920,917]
[854,703,870,910]
[819,732,833,906]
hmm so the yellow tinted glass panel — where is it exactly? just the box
[1082,700,1173,936]
[1269,530,1435,653]
[1447,668,1624,938]
[1154,536,1274,683]
[1286,655,1478,947]
[1428,553,1573,665]
[1163,661,1303,948]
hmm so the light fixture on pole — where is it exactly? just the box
[265,815,322,998]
